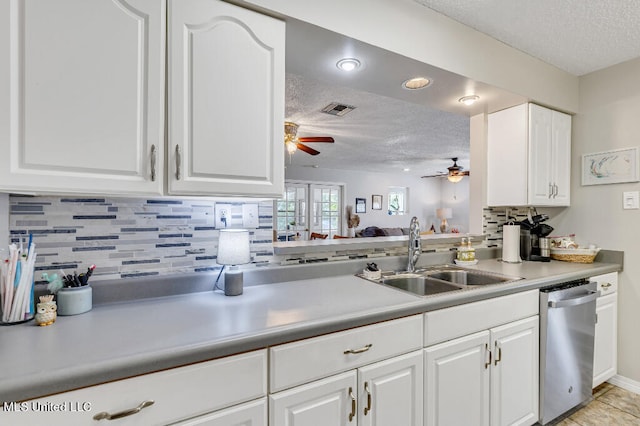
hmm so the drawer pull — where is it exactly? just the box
[93,400,154,421]
[364,381,372,415]
[601,282,612,289]
[344,343,372,355]
[348,387,357,422]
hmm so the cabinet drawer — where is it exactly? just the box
[269,315,423,392]
[424,290,539,346]
[2,350,267,426]
[592,272,618,295]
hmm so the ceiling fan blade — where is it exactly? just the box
[297,136,335,143]
[421,173,447,178]
[296,143,321,155]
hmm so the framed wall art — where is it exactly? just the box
[355,197,366,213]
[582,147,639,186]
[372,194,382,210]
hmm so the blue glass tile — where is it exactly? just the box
[61,198,106,203]
[10,205,44,212]
[121,227,159,232]
[108,207,119,212]
[195,255,217,261]
[156,215,192,219]
[72,246,117,252]
[155,243,191,248]
[146,200,183,205]
[194,226,216,231]
[122,259,161,265]
[35,263,79,271]
[158,233,193,239]
[73,215,117,220]
[76,236,120,241]
[194,266,222,272]
[121,271,160,278]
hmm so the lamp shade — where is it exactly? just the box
[436,208,452,219]
[217,229,251,265]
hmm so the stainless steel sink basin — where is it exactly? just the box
[425,270,517,286]
[381,274,463,296]
[359,265,522,297]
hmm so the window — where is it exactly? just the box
[275,182,343,240]
[388,186,408,215]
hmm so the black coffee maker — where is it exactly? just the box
[519,214,553,262]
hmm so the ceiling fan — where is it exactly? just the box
[421,158,470,183]
[284,122,334,156]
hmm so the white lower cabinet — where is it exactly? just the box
[592,272,619,388]
[270,350,423,426]
[425,316,539,426]
[2,350,267,426]
[172,398,267,426]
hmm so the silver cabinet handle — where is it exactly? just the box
[601,282,612,289]
[93,400,154,421]
[348,387,357,422]
[548,183,553,199]
[175,144,181,180]
[554,183,559,198]
[150,145,157,182]
[344,343,372,355]
[484,343,492,369]
[364,381,372,415]
[494,343,502,366]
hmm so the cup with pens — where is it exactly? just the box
[48,265,96,316]
[1,236,37,325]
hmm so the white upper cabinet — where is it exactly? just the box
[0,0,165,195]
[168,0,284,197]
[0,0,284,198]
[487,103,572,207]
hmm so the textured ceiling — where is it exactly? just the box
[414,0,640,76]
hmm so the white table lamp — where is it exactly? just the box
[217,229,251,296]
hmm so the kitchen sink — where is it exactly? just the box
[425,270,517,286]
[359,265,522,297]
[381,274,464,296]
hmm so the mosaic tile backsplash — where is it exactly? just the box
[7,196,518,286]
[9,196,276,283]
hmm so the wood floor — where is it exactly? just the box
[553,383,640,425]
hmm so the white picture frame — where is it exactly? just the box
[582,147,640,186]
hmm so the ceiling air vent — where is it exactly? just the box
[321,102,356,117]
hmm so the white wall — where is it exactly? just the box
[553,57,640,383]
[285,166,470,233]
[0,193,8,247]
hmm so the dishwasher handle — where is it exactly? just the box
[548,291,599,308]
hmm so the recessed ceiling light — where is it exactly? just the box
[336,58,361,72]
[402,77,431,90]
[459,95,480,106]
[403,168,411,172]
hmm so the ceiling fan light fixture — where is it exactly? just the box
[447,174,464,183]
[402,77,431,90]
[285,140,297,154]
[458,95,480,106]
[336,58,361,72]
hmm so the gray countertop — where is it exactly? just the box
[0,258,621,403]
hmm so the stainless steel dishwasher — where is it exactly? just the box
[539,279,599,425]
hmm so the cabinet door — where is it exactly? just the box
[168,0,284,197]
[173,398,267,426]
[0,0,165,195]
[358,350,423,426]
[487,104,529,206]
[270,371,357,426]
[593,293,618,388]
[528,104,554,205]
[490,316,539,426]
[425,331,490,426]
[550,110,571,206]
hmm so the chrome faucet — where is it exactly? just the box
[407,216,421,272]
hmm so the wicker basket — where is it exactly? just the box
[550,248,600,263]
